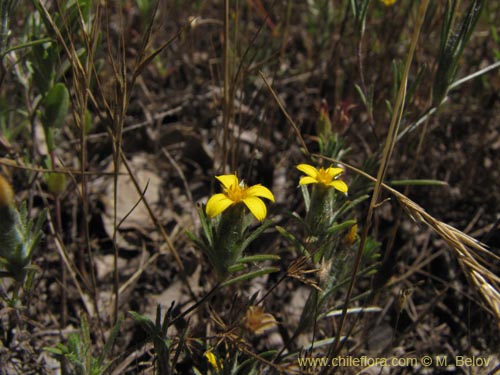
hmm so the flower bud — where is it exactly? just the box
[0,175,44,284]
[0,174,14,207]
[0,175,28,280]
[343,223,358,246]
[46,172,67,196]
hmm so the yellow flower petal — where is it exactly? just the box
[205,350,223,370]
[343,223,358,245]
[329,180,348,193]
[299,176,319,185]
[296,164,319,178]
[246,184,275,202]
[325,167,344,178]
[215,174,239,190]
[206,193,234,217]
[242,196,267,221]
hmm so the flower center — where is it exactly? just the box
[225,183,247,202]
[316,168,333,185]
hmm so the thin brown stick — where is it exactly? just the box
[119,150,196,299]
[326,2,432,366]
[221,0,230,173]
[258,71,309,155]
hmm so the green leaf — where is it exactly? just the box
[354,83,367,108]
[276,225,307,254]
[42,83,70,130]
[172,325,188,368]
[220,267,280,287]
[236,254,280,264]
[334,194,369,219]
[77,0,92,25]
[227,263,246,273]
[389,179,448,187]
[236,350,277,373]
[350,0,370,34]
[29,41,57,95]
[198,205,214,248]
[238,219,274,255]
[80,314,91,348]
[1,37,53,58]
[129,311,157,337]
[300,184,311,213]
[326,219,357,235]
[185,230,205,250]
[433,0,485,105]
[44,346,66,356]
[99,315,123,365]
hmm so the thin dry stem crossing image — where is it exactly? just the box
[0,0,499,374]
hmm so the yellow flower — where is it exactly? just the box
[297,164,348,193]
[204,350,223,371]
[206,174,275,221]
[380,0,397,6]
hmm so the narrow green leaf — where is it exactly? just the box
[172,325,188,368]
[129,311,156,337]
[300,184,310,213]
[335,194,369,218]
[236,254,281,264]
[80,314,90,348]
[389,179,448,187]
[44,347,65,356]
[99,316,123,365]
[42,83,70,130]
[220,267,280,287]
[227,263,246,273]
[354,83,367,107]
[326,219,357,235]
[198,206,214,248]
[433,0,484,105]
[1,37,53,58]
[238,219,274,254]
[276,225,307,254]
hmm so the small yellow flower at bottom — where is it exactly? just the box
[206,174,275,221]
[343,223,358,246]
[204,350,223,371]
[380,0,397,6]
[0,174,14,207]
[296,164,348,193]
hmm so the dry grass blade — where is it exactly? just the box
[322,154,500,328]
[397,194,500,324]
[258,70,309,155]
[118,150,195,299]
[471,271,500,328]
[326,0,432,365]
[45,211,94,316]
